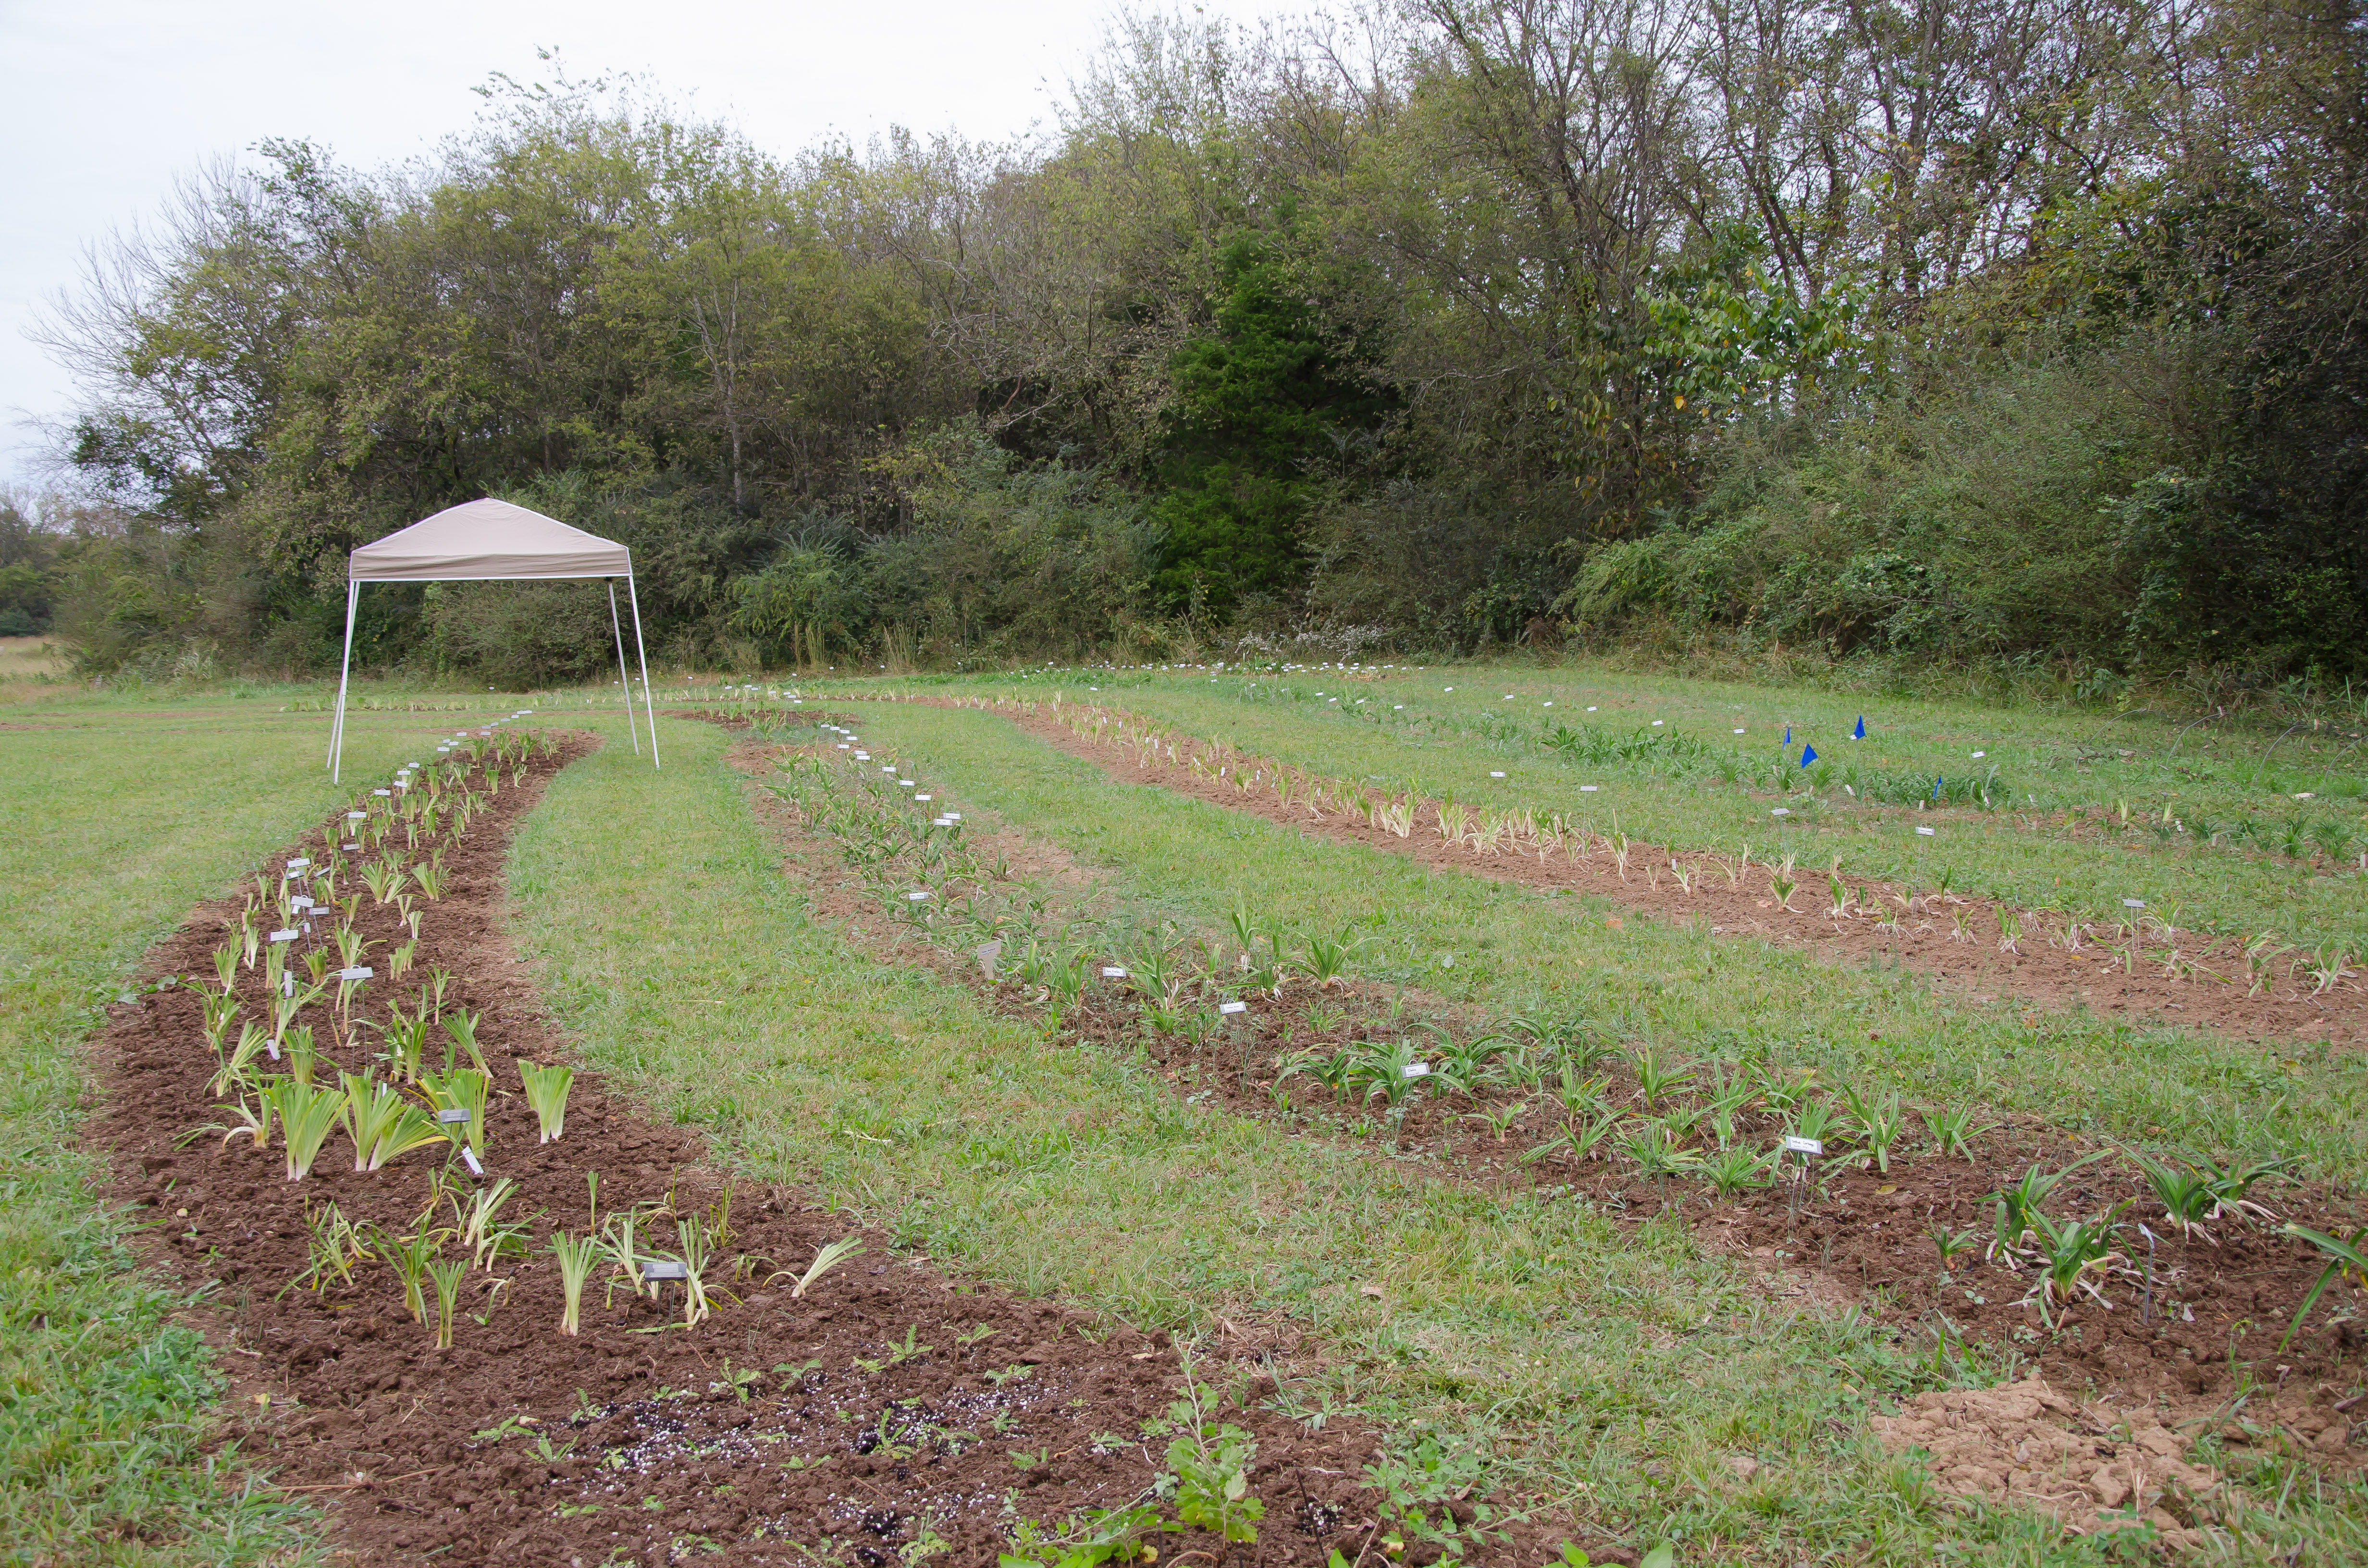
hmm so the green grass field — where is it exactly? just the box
[7,661,2365,1564]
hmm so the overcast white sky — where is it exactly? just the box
[0,0,1279,490]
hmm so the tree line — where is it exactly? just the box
[23,0,2365,686]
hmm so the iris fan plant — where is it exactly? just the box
[518,1060,573,1142]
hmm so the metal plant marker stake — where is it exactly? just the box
[1783,1135,1822,1222]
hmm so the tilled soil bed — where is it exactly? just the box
[710,723,2368,1479]
[942,695,2368,1049]
[88,731,1577,1567]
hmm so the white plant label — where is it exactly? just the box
[1219,1001,1247,1016]
[2123,898,2146,909]
[337,967,372,981]
[373,789,390,796]
[461,1147,485,1177]
[1580,784,1599,792]
[1490,771,1505,778]
[641,1260,688,1282]
[286,858,310,871]
[975,941,1002,980]
[907,890,930,902]
[947,812,961,820]
[1101,966,1127,978]
[437,1108,471,1126]
[347,811,366,820]
[1402,1063,1431,1079]
[915,794,931,801]
[1916,826,1935,836]
[1772,808,1791,817]
[269,929,297,943]
[1782,1135,1823,1156]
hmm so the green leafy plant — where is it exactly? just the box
[383,1218,444,1325]
[339,1070,446,1171]
[785,1236,864,1299]
[1302,925,1367,990]
[518,1059,574,1142]
[998,1503,1160,1568]
[1921,1102,1998,1161]
[210,1021,270,1099]
[456,1177,531,1270]
[442,1008,489,1075]
[1700,1142,1775,1197]
[2193,1153,2293,1224]
[1160,1360,1263,1546]
[265,1078,345,1180]
[1627,1046,1695,1110]
[421,1067,489,1151]
[282,1024,318,1089]
[551,1228,600,1336]
[1785,1094,1848,1151]
[1522,1107,1625,1166]
[2024,1209,2127,1325]
[360,858,407,904]
[2278,1225,2368,1349]
[1929,1224,1983,1273]
[1620,1117,1700,1186]
[2126,1148,2220,1241]
[1845,1088,1905,1172]
[671,1213,721,1326]
[1989,1153,2106,1257]
[426,1255,467,1348]
[381,1000,430,1083]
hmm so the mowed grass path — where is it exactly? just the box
[807,702,2368,1183]
[875,665,2368,958]
[0,696,498,1563]
[515,713,2356,1563]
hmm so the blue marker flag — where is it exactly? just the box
[1783,725,1791,745]
[1933,775,1943,799]
[1852,716,1866,740]
[1800,743,1818,767]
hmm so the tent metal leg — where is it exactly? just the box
[608,580,641,756]
[627,572,660,769]
[330,580,359,783]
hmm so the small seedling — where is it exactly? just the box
[1921,1102,1997,1162]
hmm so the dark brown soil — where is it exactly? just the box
[88,732,1583,1567]
[713,722,2368,1462]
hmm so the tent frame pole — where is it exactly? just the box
[608,579,641,755]
[627,571,661,768]
[329,579,359,784]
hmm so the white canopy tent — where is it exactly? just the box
[327,498,661,782]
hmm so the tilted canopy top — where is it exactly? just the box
[347,498,632,583]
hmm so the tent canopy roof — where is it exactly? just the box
[348,498,631,583]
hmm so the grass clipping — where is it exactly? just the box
[1870,1377,2217,1547]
